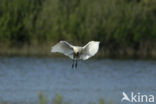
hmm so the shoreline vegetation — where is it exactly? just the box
[0,43,156,59]
[38,92,113,104]
[0,93,113,104]
[0,0,156,59]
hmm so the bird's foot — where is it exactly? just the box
[72,64,74,69]
[75,63,77,68]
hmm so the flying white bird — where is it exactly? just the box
[51,41,100,68]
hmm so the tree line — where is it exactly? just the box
[0,0,156,57]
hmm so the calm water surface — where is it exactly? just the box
[0,57,156,104]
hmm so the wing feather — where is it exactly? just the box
[80,41,100,60]
[51,41,74,59]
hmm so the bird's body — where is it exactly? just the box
[51,41,100,68]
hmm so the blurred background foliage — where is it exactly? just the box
[0,0,156,58]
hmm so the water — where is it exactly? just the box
[0,57,156,104]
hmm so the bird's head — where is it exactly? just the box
[73,47,79,56]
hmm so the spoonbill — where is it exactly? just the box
[51,41,100,68]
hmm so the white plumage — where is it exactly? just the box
[51,41,100,68]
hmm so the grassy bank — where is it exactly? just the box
[0,43,156,59]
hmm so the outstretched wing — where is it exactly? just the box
[51,41,74,59]
[80,41,100,60]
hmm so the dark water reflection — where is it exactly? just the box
[0,57,156,104]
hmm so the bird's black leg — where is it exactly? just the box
[72,59,75,69]
[75,59,78,68]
